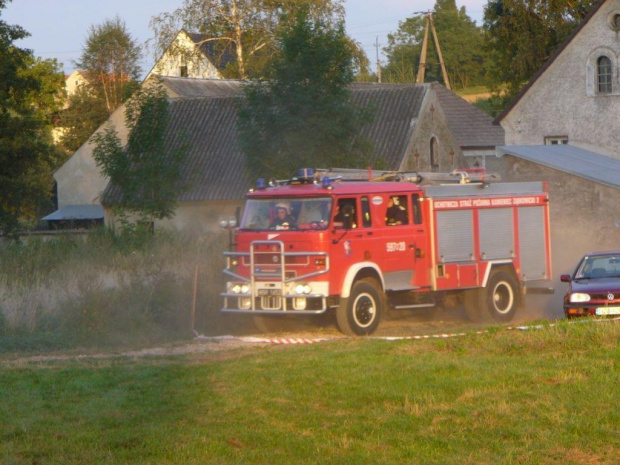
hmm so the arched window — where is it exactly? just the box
[597,56,612,94]
[430,137,439,173]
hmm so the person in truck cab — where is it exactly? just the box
[333,200,357,229]
[270,202,296,229]
[386,196,408,225]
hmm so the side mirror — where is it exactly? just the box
[560,274,571,283]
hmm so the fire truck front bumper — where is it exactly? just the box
[221,281,330,314]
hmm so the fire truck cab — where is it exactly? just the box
[222,169,552,336]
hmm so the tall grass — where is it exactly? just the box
[0,229,243,352]
[2,320,619,464]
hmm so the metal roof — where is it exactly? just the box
[498,144,620,190]
[42,205,104,221]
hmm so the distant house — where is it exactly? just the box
[494,0,620,253]
[48,75,503,233]
[145,29,234,80]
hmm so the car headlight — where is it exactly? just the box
[240,285,250,294]
[231,284,241,294]
[570,293,591,303]
[294,284,312,295]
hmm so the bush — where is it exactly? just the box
[0,229,248,353]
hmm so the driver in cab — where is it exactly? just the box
[270,202,296,230]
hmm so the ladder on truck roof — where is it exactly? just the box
[317,168,500,185]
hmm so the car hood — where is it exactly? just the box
[570,278,620,294]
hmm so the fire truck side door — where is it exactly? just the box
[378,193,430,291]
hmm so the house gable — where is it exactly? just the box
[145,30,224,81]
[498,0,620,157]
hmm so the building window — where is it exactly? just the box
[430,137,439,173]
[180,65,188,77]
[544,136,568,145]
[597,56,612,94]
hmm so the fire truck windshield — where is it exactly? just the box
[241,198,333,231]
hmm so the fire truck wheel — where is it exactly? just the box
[336,279,383,336]
[484,269,519,322]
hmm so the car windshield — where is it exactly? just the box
[240,197,333,231]
[575,254,620,279]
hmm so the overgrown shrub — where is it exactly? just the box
[0,228,247,352]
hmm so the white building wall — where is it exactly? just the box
[54,104,128,208]
[502,0,620,158]
[146,31,223,81]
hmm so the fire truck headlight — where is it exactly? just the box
[570,293,591,303]
[293,298,307,310]
[294,284,312,295]
[231,284,242,294]
[240,284,250,294]
[239,297,252,309]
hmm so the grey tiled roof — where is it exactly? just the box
[349,83,428,169]
[433,82,504,149]
[104,80,500,202]
[160,76,244,99]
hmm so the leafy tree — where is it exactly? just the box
[0,0,65,236]
[484,0,597,100]
[382,0,487,88]
[76,16,142,114]
[149,0,356,79]
[237,7,374,179]
[58,85,109,153]
[92,81,189,224]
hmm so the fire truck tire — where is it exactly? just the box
[336,279,383,336]
[484,269,519,322]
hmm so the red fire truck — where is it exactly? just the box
[221,168,552,335]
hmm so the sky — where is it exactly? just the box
[3,0,487,78]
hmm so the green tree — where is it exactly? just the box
[149,0,359,79]
[60,16,141,154]
[92,81,189,224]
[76,16,142,114]
[0,0,65,236]
[58,85,109,153]
[484,0,597,100]
[382,0,487,88]
[237,7,374,179]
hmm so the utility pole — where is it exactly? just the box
[415,11,451,90]
[375,36,382,83]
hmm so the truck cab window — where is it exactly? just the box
[361,197,372,228]
[412,194,422,225]
[334,198,357,229]
[385,195,409,226]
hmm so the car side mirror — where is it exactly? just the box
[560,274,571,282]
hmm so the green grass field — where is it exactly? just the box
[2,319,619,464]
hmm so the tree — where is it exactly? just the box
[76,16,142,114]
[484,0,597,100]
[149,0,351,79]
[382,0,488,88]
[0,0,65,236]
[92,80,189,224]
[237,7,375,179]
[58,85,109,153]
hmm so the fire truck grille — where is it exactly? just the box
[260,296,282,310]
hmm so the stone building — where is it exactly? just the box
[48,75,504,234]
